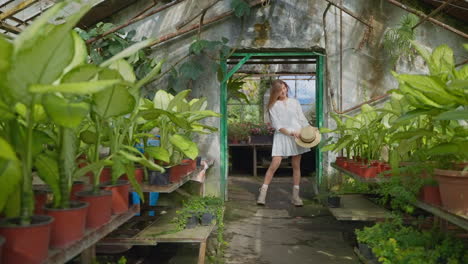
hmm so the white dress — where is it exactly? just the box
[269,98,311,157]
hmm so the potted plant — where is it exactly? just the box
[391,43,468,216]
[228,122,250,144]
[139,89,220,183]
[0,1,110,261]
[174,196,223,229]
[249,122,275,144]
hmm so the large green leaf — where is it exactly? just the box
[434,109,468,120]
[61,64,101,83]
[390,129,433,142]
[185,110,221,122]
[427,143,461,156]
[153,89,173,110]
[0,35,12,85]
[169,134,198,160]
[30,80,120,94]
[124,164,144,202]
[35,153,61,208]
[93,85,136,118]
[145,146,170,163]
[42,94,89,128]
[9,2,96,103]
[100,38,155,67]
[140,109,191,129]
[118,150,164,172]
[430,44,454,79]
[73,159,113,179]
[167,89,191,112]
[392,109,431,124]
[0,137,17,161]
[108,59,136,83]
[189,97,208,111]
[63,30,88,74]
[0,159,21,214]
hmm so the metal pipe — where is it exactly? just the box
[411,0,456,30]
[131,0,160,20]
[176,0,221,30]
[0,0,39,21]
[386,0,468,39]
[86,0,188,44]
[340,94,390,114]
[324,0,372,28]
[149,0,265,48]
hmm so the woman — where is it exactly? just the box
[257,80,320,206]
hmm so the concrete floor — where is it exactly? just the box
[223,176,360,264]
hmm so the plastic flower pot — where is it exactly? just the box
[201,212,215,226]
[169,161,191,183]
[327,196,341,208]
[418,185,442,206]
[0,215,53,264]
[185,214,198,229]
[148,170,170,186]
[100,180,130,215]
[0,235,5,264]
[44,201,89,249]
[358,242,374,261]
[76,190,112,229]
[360,166,378,178]
[435,168,468,216]
[70,181,86,201]
[34,189,50,215]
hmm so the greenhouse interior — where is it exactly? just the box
[0,0,467,263]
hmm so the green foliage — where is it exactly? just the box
[231,0,251,18]
[383,14,418,66]
[77,22,157,81]
[174,196,223,230]
[228,122,250,141]
[356,219,468,264]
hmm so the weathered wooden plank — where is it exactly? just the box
[329,194,391,221]
[411,200,468,231]
[331,163,389,183]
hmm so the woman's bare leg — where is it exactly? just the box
[257,156,282,205]
[291,155,303,206]
[291,155,302,185]
[263,156,283,185]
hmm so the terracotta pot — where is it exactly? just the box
[182,159,196,174]
[44,201,88,248]
[34,190,50,215]
[360,166,378,178]
[169,162,191,183]
[336,157,347,167]
[70,181,86,201]
[435,168,468,216]
[76,190,112,229]
[120,167,144,184]
[100,180,130,214]
[419,185,442,206]
[87,167,112,185]
[0,235,4,264]
[0,215,53,264]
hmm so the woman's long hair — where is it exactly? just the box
[267,80,287,109]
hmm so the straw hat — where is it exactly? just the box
[295,126,321,148]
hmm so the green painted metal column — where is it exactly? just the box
[315,55,324,187]
[220,60,228,200]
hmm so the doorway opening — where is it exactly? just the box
[220,51,325,199]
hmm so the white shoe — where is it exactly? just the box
[257,187,267,205]
[291,188,303,207]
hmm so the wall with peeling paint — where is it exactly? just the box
[110,0,467,195]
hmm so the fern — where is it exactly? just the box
[383,14,419,66]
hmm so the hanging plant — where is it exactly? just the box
[383,14,419,67]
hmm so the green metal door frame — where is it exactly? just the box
[220,52,325,200]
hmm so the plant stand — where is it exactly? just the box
[98,208,216,264]
[44,204,139,264]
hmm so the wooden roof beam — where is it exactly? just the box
[0,0,39,21]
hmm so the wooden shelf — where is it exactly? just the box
[332,163,468,231]
[331,163,389,183]
[410,200,468,231]
[45,204,139,264]
[138,167,204,193]
[329,194,391,221]
[98,207,216,246]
